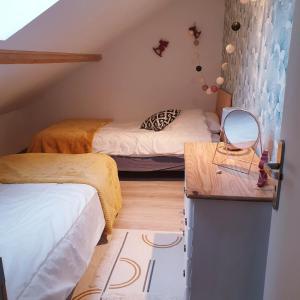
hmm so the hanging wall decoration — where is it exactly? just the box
[153,39,169,57]
[220,14,242,88]
[196,65,202,72]
[189,23,212,95]
[188,24,202,46]
[216,76,225,85]
[231,21,241,31]
[189,23,223,96]
[221,62,229,71]
[226,43,236,54]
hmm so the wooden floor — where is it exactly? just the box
[114,180,184,232]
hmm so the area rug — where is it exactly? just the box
[72,229,185,300]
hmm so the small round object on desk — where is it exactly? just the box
[231,22,241,31]
[196,65,202,72]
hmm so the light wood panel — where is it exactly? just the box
[185,142,274,201]
[216,89,232,121]
[115,181,184,231]
[0,49,102,64]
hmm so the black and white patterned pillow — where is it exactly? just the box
[140,109,181,131]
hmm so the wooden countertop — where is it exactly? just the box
[184,142,274,202]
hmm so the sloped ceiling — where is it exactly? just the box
[0,0,173,114]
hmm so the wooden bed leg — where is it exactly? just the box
[97,232,109,245]
[0,258,8,300]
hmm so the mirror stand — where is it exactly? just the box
[212,134,262,175]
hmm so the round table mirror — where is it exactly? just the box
[223,109,260,150]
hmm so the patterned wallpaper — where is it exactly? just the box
[221,0,295,155]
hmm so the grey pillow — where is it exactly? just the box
[141,109,181,131]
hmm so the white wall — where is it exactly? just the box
[0,107,36,155]
[28,0,224,129]
[0,0,174,114]
[263,1,300,299]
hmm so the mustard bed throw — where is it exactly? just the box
[27,119,111,154]
[0,153,122,234]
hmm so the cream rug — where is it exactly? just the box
[72,229,185,300]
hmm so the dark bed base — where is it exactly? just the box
[112,155,185,172]
[119,170,184,181]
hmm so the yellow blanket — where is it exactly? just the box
[27,119,111,153]
[0,153,122,234]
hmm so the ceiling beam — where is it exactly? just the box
[0,49,102,64]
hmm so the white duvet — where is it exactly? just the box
[92,109,211,156]
[0,183,104,300]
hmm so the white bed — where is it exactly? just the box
[0,183,104,300]
[92,109,212,157]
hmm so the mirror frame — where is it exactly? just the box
[222,108,262,153]
[213,108,262,175]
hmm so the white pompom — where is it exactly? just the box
[226,44,235,54]
[206,88,213,95]
[216,77,225,85]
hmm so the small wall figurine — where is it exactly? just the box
[153,39,169,57]
[189,24,201,46]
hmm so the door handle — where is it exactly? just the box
[264,140,285,210]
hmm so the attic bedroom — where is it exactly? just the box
[0,0,300,300]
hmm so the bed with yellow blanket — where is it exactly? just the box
[0,152,121,233]
[0,152,122,299]
[26,90,232,172]
[28,119,111,154]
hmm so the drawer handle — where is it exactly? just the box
[185,218,187,226]
[184,245,186,252]
[183,269,186,277]
[182,230,185,237]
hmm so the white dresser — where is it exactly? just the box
[183,143,274,300]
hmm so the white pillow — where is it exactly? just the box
[164,109,204,131]
[204,112,221,134]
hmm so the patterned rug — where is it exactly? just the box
[72,229,185,300]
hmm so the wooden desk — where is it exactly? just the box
[183,142,273,300]
[185,142,274,201]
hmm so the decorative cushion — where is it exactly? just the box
[141,109,181,131]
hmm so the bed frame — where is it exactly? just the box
[114,89,232,174]
[112,155,185,172]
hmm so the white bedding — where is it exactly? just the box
[0,183,104,300]
[92,109,211,156]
